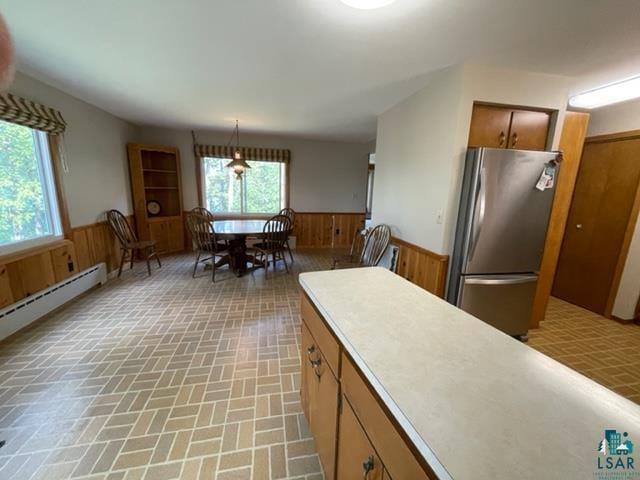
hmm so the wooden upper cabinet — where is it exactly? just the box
[337,398,384,480]
[468,105,511,148]
[468,104,551,151]
[509,110,551,150]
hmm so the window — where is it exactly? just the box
[0,120,62,254]
[202,157,287,215]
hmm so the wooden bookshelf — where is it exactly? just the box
[127,143,185,254]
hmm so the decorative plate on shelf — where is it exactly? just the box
[146,200,161,216]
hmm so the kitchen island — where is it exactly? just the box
[299,267,640,480]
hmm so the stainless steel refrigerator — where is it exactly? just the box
[446,147,560,338]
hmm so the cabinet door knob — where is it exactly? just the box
[499,131,506,146]
[362,455,375,477]
[512,132,518,147]
[576,224,583,229]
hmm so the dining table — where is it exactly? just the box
[212,219,267,276]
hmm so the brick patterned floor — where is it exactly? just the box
[528,296,640,404]
[2,250,639,480]
[0,250,334,480]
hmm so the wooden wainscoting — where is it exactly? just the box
[0,217,132,310]
[293,212,366,248]
[0,240,78,309]
[70,218,128,273]
[392,237,449,298]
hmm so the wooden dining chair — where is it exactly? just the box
[332,227,369,270]
[332,224,391,269]
[190,206,214,221]
[279,207,295,263]
[253,214,292,278]
[185,212,229,282]
[107,209,161,277]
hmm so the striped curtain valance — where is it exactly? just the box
[194,144,290,163]
[0,92,67,134]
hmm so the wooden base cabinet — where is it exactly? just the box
[300,293,435,480]
[337,397,384,480]
[300,322,339,480]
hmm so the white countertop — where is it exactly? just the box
[299,267,640,480]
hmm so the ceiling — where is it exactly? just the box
[1,0,640,142]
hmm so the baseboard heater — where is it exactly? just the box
[0,263,107,341]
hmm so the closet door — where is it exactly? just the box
[468,105,511,148]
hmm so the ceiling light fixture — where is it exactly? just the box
[569,75,640,109]
[340,0,396,9]
[225,120,250,180]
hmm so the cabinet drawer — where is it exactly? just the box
[341,354,433,480]
[301,293,340,376]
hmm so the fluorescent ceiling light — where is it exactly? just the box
[569,75,640,109]
[340,0,397,9]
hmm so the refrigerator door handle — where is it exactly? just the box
[464,275,538,286]
[468,165,486,261]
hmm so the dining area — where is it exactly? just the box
[106,204,393,283]
[185,207,296,281]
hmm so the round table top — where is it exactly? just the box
[213,219,267,236]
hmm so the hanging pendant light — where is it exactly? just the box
[225,120,250,180]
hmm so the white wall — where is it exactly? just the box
[372,62,572,254]
[586,98,640,319]
[137,127,370,213]
[8,72,139,227]
[372,65,464,252]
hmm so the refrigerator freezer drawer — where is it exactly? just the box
[457,274,538,336]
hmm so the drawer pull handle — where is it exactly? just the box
[363,455,374,477]
[307,345,322,377]
[311,356,322,378]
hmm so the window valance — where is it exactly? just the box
[0,92,67,134]
[194,144,290,163]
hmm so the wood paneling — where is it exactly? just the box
[0,217,131,310]
[392,237,448,298]
[293,212,365,248]
[553,132,640,316]
[71,219,124,273]
[50,243,78,283]
[530,112,590,328]
[0,264,14,308]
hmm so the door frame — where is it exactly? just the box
[530,112,590,328]
[585,129,640,318]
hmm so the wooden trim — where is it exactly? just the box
[585,129,640,144]
[195,155,203,207]
[48,135,72,239]
[605,161,640,318]
[612,315,636,325]
[530,112,590,328]
[390,236,449,298]
[390,236,448,261]
[473,101,555,114]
